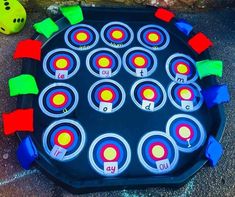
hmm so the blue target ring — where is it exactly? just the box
[50,125,79,153]
[173,84,197,104]
[43,48,80,80]
[70,28,93,46]
[123,47,158,77]
[65,24,99,51]
[49,54,73,72]
[166,114,206,153]
[170,119,199,147]
[92,53,115,70]
[168,82,203,112]
[138,131,179,174]
[45,88,72,111]
[89,133,131,176]
[94,84,120,106]
[142,30,164,46]
[39,83,79,118]
[101,22,134,48]
[136,83,162,104]
[88,79,126,113]
[131,79,167,112]
[137,25,170,51]
[128,52,152,70]
[166,53,197,83]
[42,119,86,161]
[106,26,129,44]
[86,48,121,78]
[143,137,175,167]
[171,59,193,78]
[94,139,125,167]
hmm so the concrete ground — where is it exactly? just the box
[0,8,234,197]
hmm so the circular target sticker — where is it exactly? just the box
[166,53,197,84]
[88,79,125,113]
[39,83,79,118]
[131,79,167,112]
[42,119,86,161]
[166,114,206,153]
[123,47,158,78]
[65,24,99,51]
[138,131,179,174]
[86,48,121,78]
[137,25,170,51]
[89,133,131,176]
[43,48,80,80]
[168,82,203,112]
[101,22,134,48]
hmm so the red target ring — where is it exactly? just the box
[174,62,190,75]
[97,87,116,102]
[177,87,194,101]
[96,55,113,68]
[146,32,161,43]
[74,30,90,43]
[54,129,75,149]
[149,142,168,161]
[176,124,194,141]
[53,56,71,70]
[109,29,125,41]
[131,54,148,68]
[140,86,158,101]
[49,92,69,108]
[100,144,120,162]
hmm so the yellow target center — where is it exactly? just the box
[76,32,88,41]
[52,94,66,105]
[134,56,146,67]
[143,89,155,100]
[98,57,110,68]
[180,89,192,100]
[148,33,159,42]
[55,59,68,69]
[152,145,165,159]
[179,126,191,139]
[103,147,117,161]
[57,132,71,146]
[101,90,113,101]
[111,30,123,39]
[177,64,188,74]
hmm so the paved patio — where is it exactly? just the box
[0,8,234,196]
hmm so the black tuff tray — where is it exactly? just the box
[17,7,225,193]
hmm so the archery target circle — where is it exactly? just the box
[38,83,79,118]
[137,131,179,174]
[89,133,131,176]
[88,79,126,113]
[166,53,197,84]
[166,114,206,153]
[42,119,86,161]
[86,48,122,78]
[137,25,170,51]
[101,22,134,48]
[43,48,80,80]
[131,79,167,112]
[65,24,99,51]
[168,82,203,112]
[123,47,158,77]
